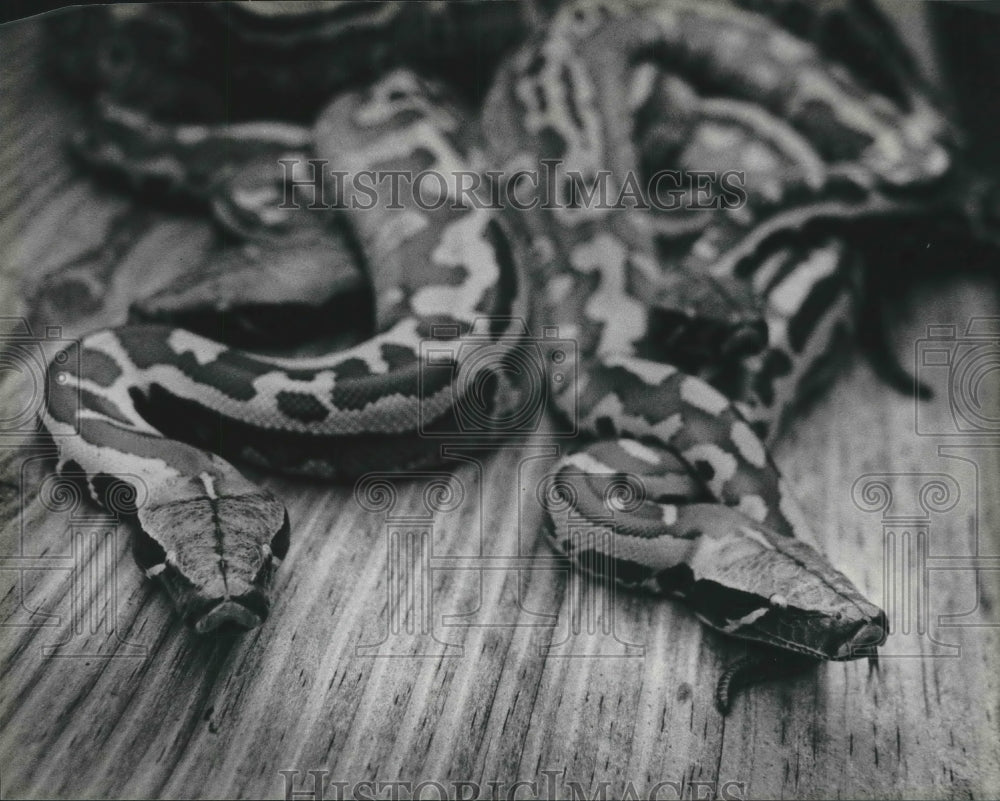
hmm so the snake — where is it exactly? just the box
[39,0,994,711]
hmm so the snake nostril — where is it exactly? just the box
[234,590,271,622]
[852,619,888,648]
[723,325,767,358]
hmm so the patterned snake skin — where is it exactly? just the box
[40,0,995,710]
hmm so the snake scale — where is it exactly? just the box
[40,0,995,711]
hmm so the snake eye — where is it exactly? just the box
[768,593,788,608]
[98,35,136,85]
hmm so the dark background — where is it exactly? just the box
[0,0,218,26]
[5,1,998,162]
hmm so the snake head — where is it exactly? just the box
[645,270,769,366]
[133,469,290,633]
[674,515,887,661]
[695,527,888,713]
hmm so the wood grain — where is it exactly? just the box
[2,13,998,801]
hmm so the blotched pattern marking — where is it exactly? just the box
[730,420,767,468]
[680,376,730,416]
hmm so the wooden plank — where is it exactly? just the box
[2,11,998,801]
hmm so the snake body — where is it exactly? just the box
[41,0,988,709]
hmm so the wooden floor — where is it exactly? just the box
[2,16,999,801]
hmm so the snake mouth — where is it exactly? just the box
[187,590,270,633]
[832,612,889,660]
[193,600,263,633]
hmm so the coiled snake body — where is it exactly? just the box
[41,0,993,710]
